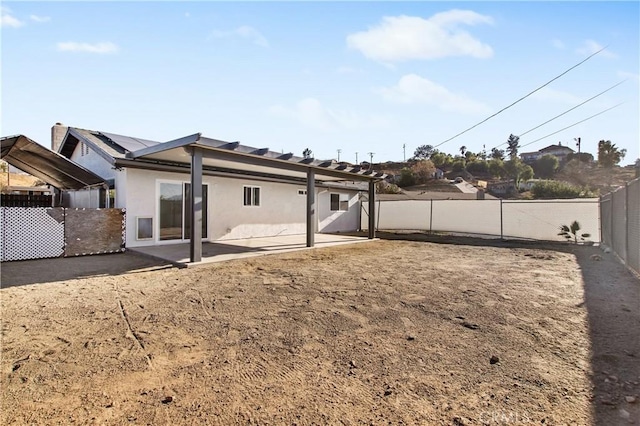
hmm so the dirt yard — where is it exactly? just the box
[1,235,639,425]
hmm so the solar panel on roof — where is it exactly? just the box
[99,131,160,153]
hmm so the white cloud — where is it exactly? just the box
[576,40,617,58]
[30,14,51,23]
[1,7,24,28]
[56,41,119,54]
[210,25,269,47]
[376,74,491,115]
[531,87,583,105]
[268,98,390,131]
[551,39,565,50]
[346,10,494,63]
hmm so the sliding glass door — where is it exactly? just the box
[159,182,207,241]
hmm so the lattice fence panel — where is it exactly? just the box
[1,207,64,261]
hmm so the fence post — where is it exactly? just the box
[500,199,504,240]
[429,199,433,234]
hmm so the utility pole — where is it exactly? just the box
[337,149,341,162]
[403,144,406,162]
[355,152,358,165]
[368,152,374,167]
[574,137,581,153]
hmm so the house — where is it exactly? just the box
[520,143,575,164]
[51,124,384,261]
[518,179,544,191]
[487,180,516,195]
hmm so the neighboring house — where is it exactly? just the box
[487,180,516,195]
[433,168,444,179]
[520,143,575,164]
[52,124,383,255]
[518,179,544,191]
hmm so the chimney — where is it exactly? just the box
[476,189,485,200]
[51,122,68,152]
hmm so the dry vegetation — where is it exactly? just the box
[1,236,639,425]
[0,172,41,191]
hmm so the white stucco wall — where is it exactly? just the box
[121,168,362,248]
[317,190,361,233]
[69,141,116,180]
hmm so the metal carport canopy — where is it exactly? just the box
[126,133,383,263]
[0,135,106,190]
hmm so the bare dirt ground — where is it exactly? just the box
[1,235,639,425]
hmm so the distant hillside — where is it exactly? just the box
[0,172,41,189]
[555,163,637,195]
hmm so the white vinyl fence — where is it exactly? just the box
[362,199,600,243]
[600,178,640,275]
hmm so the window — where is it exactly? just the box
[298,189,307,196]
[137,217,153,240]
[244,186,260,206]
[330,193,349,211]
[159,182,208,241]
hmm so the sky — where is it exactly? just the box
[2,1,639,166]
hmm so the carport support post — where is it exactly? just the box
[190,147,203,263]
[306,169,315,247]
[368,180,375,239]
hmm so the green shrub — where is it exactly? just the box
[531,180,596,199]
[397,168,416,187]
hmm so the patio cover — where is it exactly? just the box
[123,133,384,262]
[1,135,106,191]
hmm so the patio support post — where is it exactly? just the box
[306,169,315,247]
[190,147,203,263]
[368,180,375,239]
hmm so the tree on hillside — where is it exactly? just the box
[597,140,626,168]
[303,148,313,159]
[430,152,453,170]
[488,158,505,178]
[411,160,436,184]
[491,147,505,160]
[504,158,533,186]
[506,134,520,160]
[397,168,416,187]
[413,144,435,160]
[534,154,559,179]
[466,160,489,174]
[459,146,467,157]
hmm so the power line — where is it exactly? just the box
[433,45,609,148]
[492,79,627,149]
[518,102,624,150]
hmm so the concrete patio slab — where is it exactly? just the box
[128,233,374,267]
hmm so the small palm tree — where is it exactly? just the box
[558,220,591,244]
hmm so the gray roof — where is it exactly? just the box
[1,135,106,190]
[60,127,385,182]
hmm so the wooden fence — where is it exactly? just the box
[1,194,52,207]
